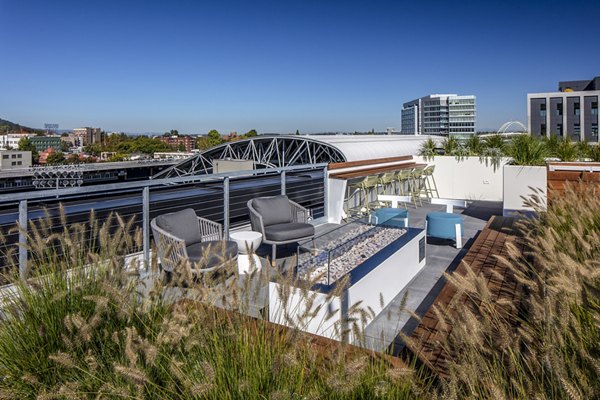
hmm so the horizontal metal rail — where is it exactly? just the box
[0,164,329,281]
[0,163,328,204]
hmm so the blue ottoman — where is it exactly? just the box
[371,207,409,228]
[426,212,464,248]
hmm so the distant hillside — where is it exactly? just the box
[0,118,44,134]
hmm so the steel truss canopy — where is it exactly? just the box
[152,136,347,179]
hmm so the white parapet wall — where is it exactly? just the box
[414,156,510,201]
[502,165,547,215]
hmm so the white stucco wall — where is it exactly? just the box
[502,165,547,213]
[415,156,510,201]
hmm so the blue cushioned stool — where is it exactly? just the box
[425,212,464,248]
[370,207,409,228]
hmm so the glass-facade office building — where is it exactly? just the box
[401,94,476,137]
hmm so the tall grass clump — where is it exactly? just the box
[419,138,438,160]
[0,210,420,399]
[507,134,547,166]
[407,185,600,399]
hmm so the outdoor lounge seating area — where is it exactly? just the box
[247,195,315,265]
[151,208,238,278]
[142,157,503,349]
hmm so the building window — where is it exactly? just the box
[574,123,581,135]
[556,103,563,116]
[556,124,563,136]
[2,155,8,159]
[11,154,16,159]
[541,124,546,135]
[574,103,580,116]
[17,161,22,166]
[17,154,22,158]
[540,103,546,117]
[592,123,599,137]
[11,161,16,166]
[592,102,598,115]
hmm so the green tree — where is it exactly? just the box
[108,153,127,162]
[66,154,82,164]
[45,151,66,165]
[84,143,103,157]
[18,137,39,164]
[178,143,186,152]
[295,129,300,135]
[60,141,71,152]
[196,137,211,150]
[207,130,223,148]
[245,129,258,137]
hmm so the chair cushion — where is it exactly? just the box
[372,208,408,227]
[251,195,292,226]
[186,240,238,270]
[264,222,315,242]
[155,208,202,245]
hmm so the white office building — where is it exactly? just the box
[401,94,476,137]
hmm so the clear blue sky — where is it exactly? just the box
[1,0,599,134]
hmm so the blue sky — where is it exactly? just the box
[1,0,599,134]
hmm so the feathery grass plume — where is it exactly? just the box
[407,183,600,399]
[1,208,427,398]
[48,352,76,369]
[113,364,148,385]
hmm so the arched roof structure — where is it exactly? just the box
[497,121,527,134]
[152,134,433,178]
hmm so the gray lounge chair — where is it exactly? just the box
[247,195,315,264]
[151,208,238,277]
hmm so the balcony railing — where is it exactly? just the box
[0,163,328,281]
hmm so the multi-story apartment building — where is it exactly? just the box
[158,135,197,152]
[401,94,476,137]
[0,133,35,150]
[527,76,600,142]
[29,136,62,152]
[73,127,104,146]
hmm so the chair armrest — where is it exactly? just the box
[247,200,266,236]
[289,200,309,223]
[198,216,223,241]
[151,218,188,272]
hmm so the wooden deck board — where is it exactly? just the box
[404,216,526,379]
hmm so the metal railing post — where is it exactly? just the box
[18,200,28,280]
[223,177,230,238]
[323,166,328,219]
[281,170,286,195]
[142,187,150,266]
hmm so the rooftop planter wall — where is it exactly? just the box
[502,165,547,216]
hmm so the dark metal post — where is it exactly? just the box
[323,166,328,219]
[18,200,28,280]
[142,187,150,266]
[223,177,230,238]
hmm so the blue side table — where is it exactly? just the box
[425,212,464,248]
[371,207,409,228]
